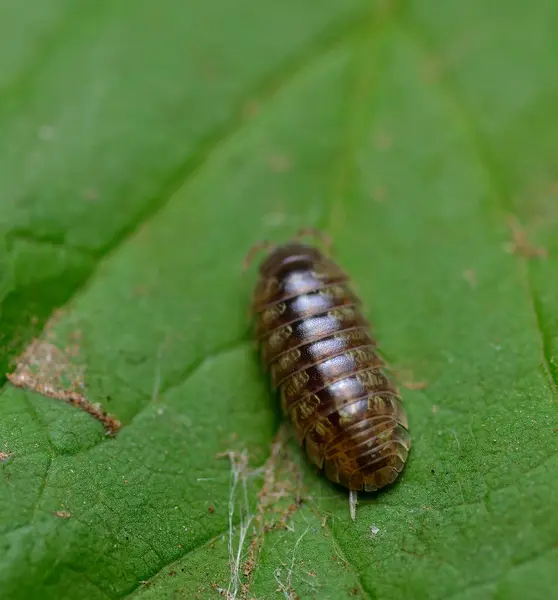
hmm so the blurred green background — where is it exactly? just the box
[1,1,557,599]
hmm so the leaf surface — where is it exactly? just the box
[1,2,557,599]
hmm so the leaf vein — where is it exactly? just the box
[0,5,376,393]
[398,14,558,399]
[123,528,231,598]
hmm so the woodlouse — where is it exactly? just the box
[247,231,411,519]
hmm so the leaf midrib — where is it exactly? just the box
[0,5,377,397]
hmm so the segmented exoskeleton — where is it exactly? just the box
[248,233,410,519]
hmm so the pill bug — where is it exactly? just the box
[247,231,411,520]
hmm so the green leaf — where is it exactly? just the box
[1,1,557,599]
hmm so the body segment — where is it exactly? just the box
[251,242,410,500]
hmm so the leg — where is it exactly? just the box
[349,489,358,522]
[293,227,333,255]
[242,240,275,272]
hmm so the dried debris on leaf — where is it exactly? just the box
[397,368,428,391]
[506,215,548,259]
[6,314,120,435]
[274,526,310,600]
[402,380,428,391]
[217,427,304,600]
[372,185,388,203]
[216,448,252,600]
[0,451,13,463]
[373,131,392,151]
[462,269,477,288]
[268,154,292,173]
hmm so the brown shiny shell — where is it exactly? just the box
[252,243,411,492]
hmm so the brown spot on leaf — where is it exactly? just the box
[403,380,428,391]
[372,186,388,202]
[6,322,120,435]
[242,100,259,120]
[268,154,292,173]
[506,215,547,259]
[397,368,428,391]
[373,131,392,151]
[421,56,444,83]
[462,269,477,288]
[0,451,13,462]
[53,510,71,519]
[83,188,99,201]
